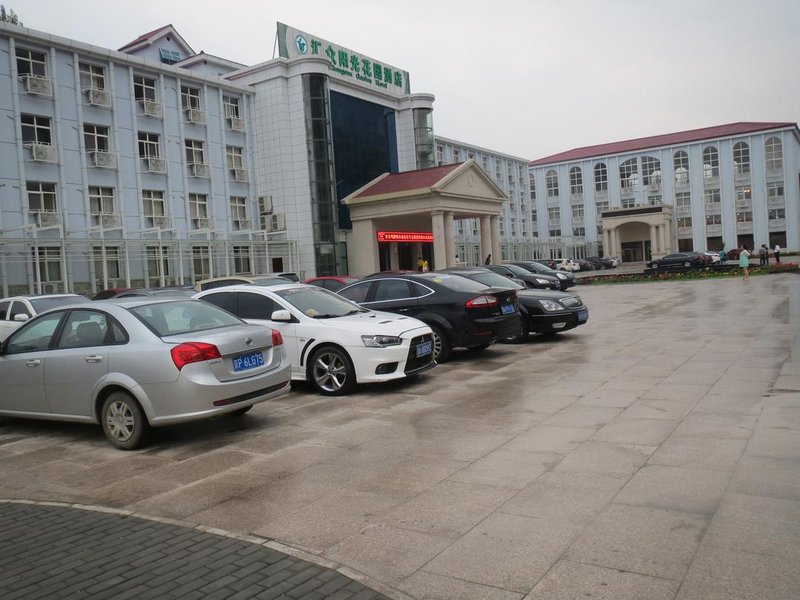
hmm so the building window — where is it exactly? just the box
[702,146,719,178]
[735,187,752,203]
[733,142,750,174]
[230,197,248,230]
[223,95,241,119]
[180,85,201,110]
[620,158,638,189]
[548,207,560,221]
[16,48,46,77]
[258,196,272,230]
[189,193,209,229]
[27,182,57,212]
[549,229,561,237]
[676,192,691,207]
[673,151,689,184]
[185,139,205,165]
[79,62,106,90]
[232,246,251,274]
[767,182,784,201]
[706,214,722,226]
[569,167,583,194]
[133,74,157,101]
[596,201,609,215]
[573,227,585,237]
[453,149,461,163]
[137,132,160,158]
[93,246,121,279]
[594,162,608,192]
[736,211,753,223]
[159,48,182,64]
[677,217,692,228]
[226,145,244,169]
[704,188,721,204]
[768,208,786,220]
[641,156,661,186]
[192,246,211,279]
[34,247,62,283]
[146,246,170,278]
[529,176,536,200]
[142,190,165,226]
[765,137,783,171]
[21,114,52,144]
[546,170,559,197]
[89,186,115,215]
[572,205,584,218]
[648,195,662,205]
[83,124,110,153]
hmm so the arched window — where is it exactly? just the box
[765,137,783,171]
[702,146,719,179]
[641,156,661,186]
[620,158,638,190]
[673,151,689,184]
[569,167,583,194]
[594,163,608,192]
[546,169,559,197]
[733,142,750,174]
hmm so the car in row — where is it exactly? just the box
[508,261,577,290]
[0,294,87,342]
[646,251,711,270]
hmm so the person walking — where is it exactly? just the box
[759,244,768,266]
[774,243,781,264]
[421,258,429,272]
[417,257,424,272]
[484,254,492,265]
[739,244,750,280]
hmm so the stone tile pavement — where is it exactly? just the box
[1,273,800,599]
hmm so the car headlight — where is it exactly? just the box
[539,299,563,312]
[534,278,551,285]
[362,335,402,348]
[556,273,567,280]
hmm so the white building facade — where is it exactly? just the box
[529,123,799,262]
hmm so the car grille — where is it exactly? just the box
[560,296,583,308]
[405,333,434,373]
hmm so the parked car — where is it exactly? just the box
[0,294,87,342]
[304,275,361,293]
[702,251,721,264]
[647,252,708,269]
[574,259,596,271]
[441,268,588,341]
[553,258,580,272]
[510,261,576,290]
[195,283,434,395]
[194,275,295,292]
[485,264,561,290]
[583,256,616,270]
[339,272,520,362]
[0,298,291,449]
[109,287,196,298]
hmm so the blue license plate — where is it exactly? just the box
[416,340,433,357]
[232,351,265,372]
[577,310,589,323]
[501,304,515,315]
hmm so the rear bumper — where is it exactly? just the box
[452,314,521,347]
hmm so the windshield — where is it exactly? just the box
[275,286,365,318]
[503,263,537,277]
[464,272,523,290]
[30,296,86,313]
[129,300,244,336]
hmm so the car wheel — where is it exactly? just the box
[684,261,691,267]
[310,346,356,396]
[651,263,658,269]
[505,316,529,344]
[429,325,452,362]
[101,391,150,450]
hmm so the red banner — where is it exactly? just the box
[377,231,434,243]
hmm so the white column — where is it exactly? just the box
[348,219,380,276]
[491,216,502,263]
[650,224,658,256]
[480,215,492,263]
[389,242,400,270]
[659,223,668,254]
[444,211,455,267]
[431,211,447,270]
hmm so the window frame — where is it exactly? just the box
[16,47,47,78]
[21,114,52,145]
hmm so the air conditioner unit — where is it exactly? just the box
[100,213,119,228]
[258,195,272,214]
[233,218,251,231]
[233,168,249,182]
[37,212,61,228]
[141,99,162,118]
[267,213,286,232]
[189,163,209,178]
[22,74,52,96]
[86,87,110,107]
[146,157,166,173]
[185,108,206,125]
[151,216,169,228]
[43,283,58,294]
[31,143,57,162]
[90,151,117,168]
[228,116,245,132]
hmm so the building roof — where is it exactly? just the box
[530,122,797,167]
[350,163,462,199]
[118,24,195,56]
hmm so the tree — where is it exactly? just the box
[0,5,23,26]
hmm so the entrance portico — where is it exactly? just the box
[343,161,507,275]
[601,205,674,262]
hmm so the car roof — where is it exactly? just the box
[96,297,204,308]
[196,282,312,294]
[1,293,84,302]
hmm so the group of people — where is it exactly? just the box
[738,243,781,280]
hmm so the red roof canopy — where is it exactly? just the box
[351,163,461,199]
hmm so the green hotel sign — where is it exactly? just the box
[277,22,411,96]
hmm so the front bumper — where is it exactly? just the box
[527,307,589,333]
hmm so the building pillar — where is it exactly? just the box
[389,242,400,270]
[650,224,658,257]
[431,211,447,270]
[480,215,492,263]
[611,227,620,257]
[660,223,668,254]
[348,219,380,276]
[491,216,502,264]
[443,211,455,267]
[603,228,611,255]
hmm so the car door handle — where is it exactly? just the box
[25,359,41,367]
[85,355,104,363]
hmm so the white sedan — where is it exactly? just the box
[0,294,87,342]
[195,283,435,395]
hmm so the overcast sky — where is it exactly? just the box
[15,0,800,160]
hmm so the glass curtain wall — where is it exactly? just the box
[413,107,435,169]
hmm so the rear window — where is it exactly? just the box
[29,296,86,313]
[468,272,523,289]
[128,300,244,336]
[419,274,488,292]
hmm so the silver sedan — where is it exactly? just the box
[0,298,291,449]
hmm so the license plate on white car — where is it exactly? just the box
[416,341,433,357]
[232,351,265,372]
[501,304,515,315]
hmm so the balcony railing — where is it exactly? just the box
[766,167,784,179]
[675,205,691,217]
[677,227,693,237]
[767,196,785,207]
[570,192,583,205]
[768,218,786,231]
[703,175,719,187]
[706,224,722,234]
[571,216,584,226]
[704,203,721,215]
[736,222,753,233]
[735,199,752,209]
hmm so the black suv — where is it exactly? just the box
[338,272,519,362]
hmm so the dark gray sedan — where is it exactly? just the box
[0,299,291,449]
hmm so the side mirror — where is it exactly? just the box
[270,309,292,322]
[13,314,29,322]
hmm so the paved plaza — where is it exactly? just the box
[2,273,800,599]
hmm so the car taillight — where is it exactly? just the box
[272,329,283,347]
[465,295,499,309]
[171,342,222,370]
